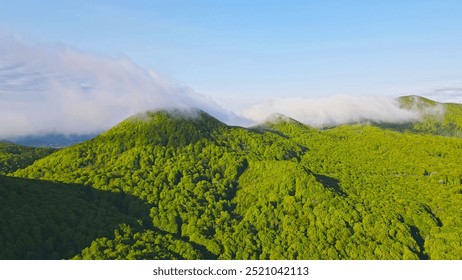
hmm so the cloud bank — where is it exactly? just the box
[0,34,453,138]
[240,95,426,127]
[0,35,244,137]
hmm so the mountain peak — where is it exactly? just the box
[130,108,222,123]
[97,108,227,148]
[264,113,299,124]
[252,113,313,137]
[398,95,439,110]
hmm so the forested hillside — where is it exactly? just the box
[2,98,462,260]
[0,142,55,174]
[385,95,462,137]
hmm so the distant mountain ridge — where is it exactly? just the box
[3,133,97,148]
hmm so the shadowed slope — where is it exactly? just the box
[0,175,152,259]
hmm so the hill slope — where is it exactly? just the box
[0,142,55,174]
[0,175,147,259]
[5,103,462,260]
[385,95,462,136]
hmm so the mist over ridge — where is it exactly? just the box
[241,95,447,128]
[0,35,457,138]
[0,35,245,138]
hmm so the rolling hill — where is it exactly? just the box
[1,97,462,260]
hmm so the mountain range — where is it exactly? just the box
[1,95,461,259]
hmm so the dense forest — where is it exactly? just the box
[1,96,461,260]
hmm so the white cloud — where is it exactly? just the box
[240,95,425,127]
[0,35,245,137]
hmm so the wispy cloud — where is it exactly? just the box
[419,84,462,103]
[240,95,423,127]
[0,35,244,137]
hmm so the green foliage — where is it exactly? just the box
[392,95,462,137]
[73,224,203,260]
[0,175,151,259]
[0,142,55,174]
[4,104,462,260]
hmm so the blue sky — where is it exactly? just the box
[2,0,461,100]
[1,1,461,136]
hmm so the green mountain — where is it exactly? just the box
[2,99,462,260]
[385,95,462,136]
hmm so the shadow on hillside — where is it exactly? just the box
[249,126,290,139]
[313,173,348,197]
[409,225,429,260]
[372,122,414,133]
[0,175,153,260]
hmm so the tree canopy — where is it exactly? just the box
[2,99,462,260]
